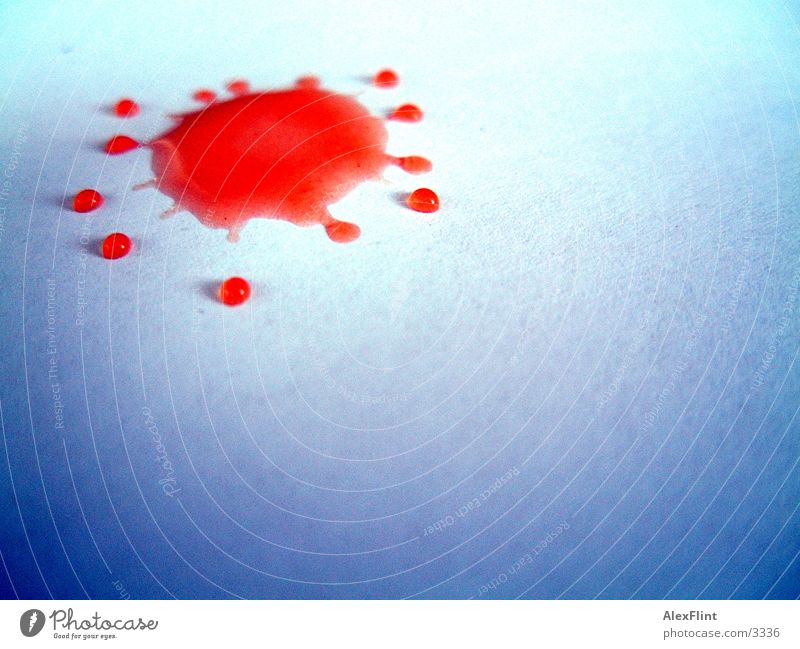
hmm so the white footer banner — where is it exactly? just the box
[0,600,796,647]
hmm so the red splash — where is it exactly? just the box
[146,78,429,242]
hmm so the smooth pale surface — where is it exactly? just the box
[0,0,798,599]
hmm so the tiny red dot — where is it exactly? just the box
[105,135,140,155]
[219,277,251,306]
[193,89,217,103]
[374,69,399,88]
[102,233,132,259]
[407,188,439,213]
[114,98,139,117]
[72,189,104,213]
[390,103,423,122]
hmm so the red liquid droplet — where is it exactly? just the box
[193,89,217,104]
[72,189,104,213]
[101,233,132,259]
[105,135,140,155]
[148,82,391,242]
[374,69,399,88]
[219,277,251,306]
[396,155,432,174]
[226,79,250,95]
[390,103,423,122]
[114,98,139,117]
[407,188,439,213]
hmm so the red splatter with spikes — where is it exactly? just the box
[219,277,251,306]
[114,98,140,117]
[102,233,132,259]
[83,71,439,302]
[72,189,103,213]
[142,75,432,242]
[105,135,140,154]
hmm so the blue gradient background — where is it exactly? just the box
[0,0,799,599]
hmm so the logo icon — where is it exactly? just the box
[20,609,45,637]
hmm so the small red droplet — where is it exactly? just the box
[193,89,217,103]
[101,233,132,259]
[407,188,439,213]
[114,98,139,117]
[72,189,104,213]
[226,79,250,95]
[397,156,432,174]
[374,69,399,88]
[295,75,321,89]
[219,277,251,306]
[390,103,423,122]
[105,135,140,155]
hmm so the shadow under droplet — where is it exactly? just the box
[391,190,409,207]
[57,193,73,209]
[86,237,105,258]
[199,281,220,303]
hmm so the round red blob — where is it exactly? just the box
[101,233,132,259]
[219,277,251,306]
[397,156,432,174]
[72,189,104,213]
[407,188,439,213]
[105,135,140,155]
[390,103,423,122]
[149,83,389,242]
[374,69,399,88]
[193,89,217,104]
[114,98,139,117]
